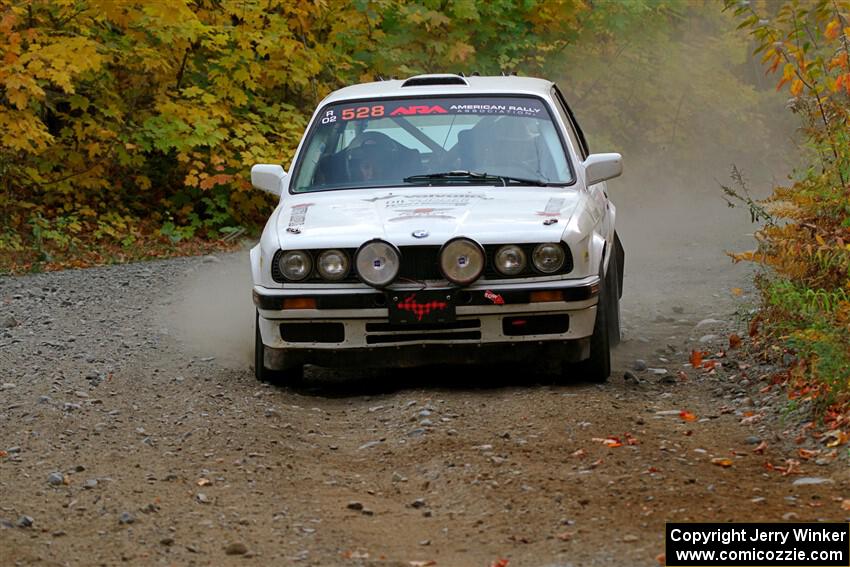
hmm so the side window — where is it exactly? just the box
[552,86,589,159]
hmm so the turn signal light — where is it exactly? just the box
[282,298,317,309]
[530,290,564,303]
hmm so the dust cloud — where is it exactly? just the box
[163,252,255,369]
[167,10,798,366]
[560,9,799,322]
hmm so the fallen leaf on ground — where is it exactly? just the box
[0,450,7,458]
[729,333,742,349]
[766,459,803,476]
[841,499,850,511]
[679,411,698,422]
[753,441,767,455]
[625,432,639,445]
[749,314,761,337]
[820,449,838,462]
[571,448,586,458]
[798,448,819,460]
[592,437,622,448]
[409,561,436,567]
[689,351,704,367]
[784,459,802,475]
[656,552,666,565]
[490,560,510,567]
[677,370,689,381]
[825,430,849,448]
[197,478,212,486]
[711,458,733,468]
[731,287,744,297]
[740,413,763,425]
[556,531,574,541]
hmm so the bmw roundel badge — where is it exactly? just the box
[412,230,429,239]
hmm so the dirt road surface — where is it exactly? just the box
[2,190,849,566]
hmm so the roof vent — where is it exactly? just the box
[401,74,468,87]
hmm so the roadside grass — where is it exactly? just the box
[758,276,850,413]
[0,220,242,276]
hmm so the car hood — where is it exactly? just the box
[274,186,584,249]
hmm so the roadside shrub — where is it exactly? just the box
[726,0,850,411]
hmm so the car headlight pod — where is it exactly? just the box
[279,250,313,281]
[440,237,485,285]
[494,245,527,276]
[532,243,566,274]
[355,240,400,288]
[317,249,350,281]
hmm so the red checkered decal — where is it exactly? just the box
[396,294,448,321]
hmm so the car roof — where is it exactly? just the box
[320,74,556,105]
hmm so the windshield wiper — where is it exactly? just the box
[403,170,549,187]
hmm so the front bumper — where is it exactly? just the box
[253,277,599,365]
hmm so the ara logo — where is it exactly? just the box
[390,105,448,116]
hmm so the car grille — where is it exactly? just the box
[398,246,442,280]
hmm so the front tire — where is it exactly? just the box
[254,312,303,385]
[572,266,611,383]
[606,248,621,347]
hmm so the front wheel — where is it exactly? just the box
[606,248,621,347]
[569,268,611,383]
[254,312,303,385]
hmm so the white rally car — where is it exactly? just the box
[250,74,624,383]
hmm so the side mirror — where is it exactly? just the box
[251,164,286,197]
[583,153,622,186]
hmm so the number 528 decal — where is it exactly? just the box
[341,106,385,120]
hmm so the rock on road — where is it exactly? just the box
[1,250,848,567]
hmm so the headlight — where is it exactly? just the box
[494,245,527,276]
[532,243,566,274]
[355,240,400,288]
[279,250,312,281]
[317,249,350,281]
[440,237,485,285]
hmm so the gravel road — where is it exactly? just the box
[2,197,848,566]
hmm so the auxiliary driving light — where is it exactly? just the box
[355,240,400,288]
[440,237,485,285]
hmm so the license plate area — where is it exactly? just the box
[387,290,456,324]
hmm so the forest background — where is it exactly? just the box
[2,0,849,419]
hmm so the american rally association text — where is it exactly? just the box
[669,527,848,547]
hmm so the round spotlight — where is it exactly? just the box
[440,237,485,285]
[355,240,400,288]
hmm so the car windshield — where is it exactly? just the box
[290,96,573,193]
